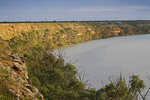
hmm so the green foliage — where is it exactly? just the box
[96,75,147,100]
[45,29,49,32]
[102,30,110,38]
[129,75,145,98]
[26,50,87,100]
[0,84,16,100]
[82,88,97,100]
[0,69,16,100]
[6,22,150,100]
[118,31,125,36]
[8,33,88,100]
[122,27,129,34]
[110,32,115,37]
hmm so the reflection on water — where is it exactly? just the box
[54,34,150,90]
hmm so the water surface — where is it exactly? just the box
[54,34,150,89]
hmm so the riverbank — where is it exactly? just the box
[1,21,150,50]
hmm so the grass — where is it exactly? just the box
[0,82,16,100]
[0,67,15,99]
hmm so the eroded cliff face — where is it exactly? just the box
[0,22,122,49]
[1,22,149,49]
[0,38,44,100]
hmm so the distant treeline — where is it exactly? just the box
[0,20,150,23]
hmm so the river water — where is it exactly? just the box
[54,34,150,90]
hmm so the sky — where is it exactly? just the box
[0,0,150,21]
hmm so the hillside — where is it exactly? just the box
[1,21,150,49]
[0,21,150,100]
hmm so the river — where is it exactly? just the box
[54,34,150,90]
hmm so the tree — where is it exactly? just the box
[102,31,110,38]
[118,31,125,36]
[96,74,150,100]
[110,32,115,37]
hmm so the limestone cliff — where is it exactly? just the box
[0,22,149,49]
[0,38,44,100]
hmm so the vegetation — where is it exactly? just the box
[0,38,16,99]
[96,75,148,100]
[0,84,16,100]
[8,33,87,100]
[1,21,150,99]
[1,21,150,47]
[0,66,16,100]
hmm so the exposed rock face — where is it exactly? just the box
[0,39,44,100]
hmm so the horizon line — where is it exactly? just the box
[0,20,150,23]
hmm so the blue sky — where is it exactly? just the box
[0,0,150,21]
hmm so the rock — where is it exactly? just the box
[25,85,44,100]
[0,39,44,100]
[36,93,44,100]
[25,85,39,94]
[9,54,44,99]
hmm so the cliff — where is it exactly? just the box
[0,21,150,49]
[0,21,150,99]
[0,38,44,99]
